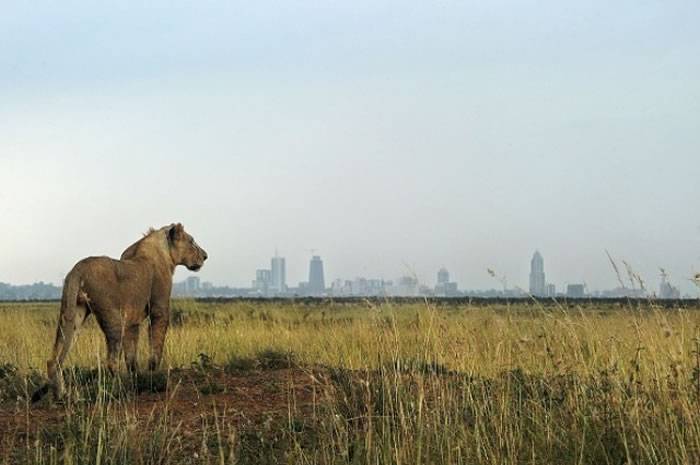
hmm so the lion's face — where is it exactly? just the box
[168,223,208,271]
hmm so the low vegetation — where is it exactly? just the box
[1,299,700,464]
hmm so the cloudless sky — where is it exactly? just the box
[1,1,699,293]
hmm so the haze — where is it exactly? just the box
[1,1,699,293]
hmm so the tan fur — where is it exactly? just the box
[45,223,207,400]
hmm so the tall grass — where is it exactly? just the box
[1,299,700,463]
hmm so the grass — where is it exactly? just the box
[1,299,700,463]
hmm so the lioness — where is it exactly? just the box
[34,223,207,401]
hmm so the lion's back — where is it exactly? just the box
[70,256,153,311]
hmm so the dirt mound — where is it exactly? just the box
[0,367,323,456]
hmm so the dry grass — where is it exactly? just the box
[1,299,700,464]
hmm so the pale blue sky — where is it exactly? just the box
[1,1,699,293]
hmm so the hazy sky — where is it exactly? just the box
[1,1,699,293]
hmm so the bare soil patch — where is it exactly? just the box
[0,367,324,458]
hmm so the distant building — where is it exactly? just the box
[659,270,681,299]
[545,283,556,298]
[529,251,546,297]
[353,277,368,295]
[566,284,585,298]
[296,282,309,295]
[253,269,272,295]
[330,278,348,296]
[308,256,326,295]
[435,267,459,297]
[394,276,419,296]
[367,279,387,296]
[331,277,387,297]
[171,279,250,298]
[436,282,459,296]
[597,287,646,298]
[185,276,201,295]
[437,268,450,285]
[462,287,527,298]
[270,253,286,293]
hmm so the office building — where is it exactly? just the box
[308,255,326,295]
[253,269,272,295]
[270,253,286,293]
[435,267,459,296]
[185,276,201,295]
[529,251,546,297]
[545,283,556,298]
[566,284,585,298]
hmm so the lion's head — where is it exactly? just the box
[168,223,208,271]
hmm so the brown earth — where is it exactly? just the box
[0,367,330,459]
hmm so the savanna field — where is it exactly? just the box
[2,299,700,464]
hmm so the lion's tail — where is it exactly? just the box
[60,269,82,317]
[32,269,83,403]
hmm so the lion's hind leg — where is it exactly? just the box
[122,323,141,374]
[47,303,89,400]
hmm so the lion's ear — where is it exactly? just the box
[168,223,183,243]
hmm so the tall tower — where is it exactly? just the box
[308,255,326,295]
[270,251,286,293]
[437,267,450,285]
[529,251,546,297]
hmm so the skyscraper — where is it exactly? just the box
[308,255,326,295]
[529,251,546,297]
[270,252,286,293]
[437,267,450,285]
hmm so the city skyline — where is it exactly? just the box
[170,248,695,299]
[2,247,697,298]
[231,248,698,296]
[170,248,697,299]
[2,247,696,299]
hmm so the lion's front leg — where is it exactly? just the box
[148,310,169,371]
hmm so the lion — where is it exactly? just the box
[33,223,207,401]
